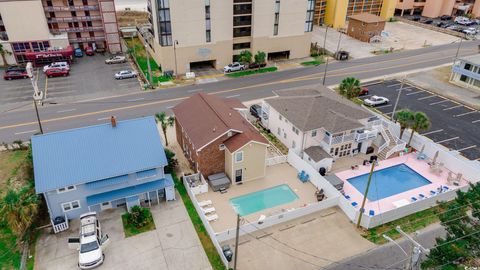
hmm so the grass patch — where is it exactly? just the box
[172,173,225,270]
[121,211,156,238]
[0,225,21,269]
[226,67,277,78]
[362,203,451,244]
[253,122,288,155]
[301,58,325,66]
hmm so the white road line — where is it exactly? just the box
[421,129,444,136]
[443,104,463,111]
[406,91,424,96]
[435,137,460,144]
[166,105,174,109]
[456,145,477,152]
[472,119,480,123]
[188,89,203,93]
[97,117,110,121]
[387,83,401,88]
[429,99,449,105]
[226,94,240,98]
[417,95,436,100]
[376,104,392,109]
[454,110,477,117]
[127,98,145,102]
[56,108,76,113]
[14,129,37,135]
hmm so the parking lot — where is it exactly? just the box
[0,54,140,110]
[363,79,480,160]
[402,14,480,37]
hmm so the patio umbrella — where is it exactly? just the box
[432,151,439,165]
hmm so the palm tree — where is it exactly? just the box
[0,44,12,67]
[0,184,39,238]
[339,77,362,99]
[407,111,431,147]
[394,109,414,140]
[155,112,175,146]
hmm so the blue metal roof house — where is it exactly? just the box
[32,116,175,232]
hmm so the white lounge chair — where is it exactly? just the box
[198,200,213,207]
[206,214,218,222]
[202,207,216,214]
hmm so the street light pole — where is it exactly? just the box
[145,44,153,86]
[173,40,179,78]
[26,62,44,134]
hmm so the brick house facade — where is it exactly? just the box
[346,13,386,42]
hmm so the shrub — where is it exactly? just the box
[164,149,178,174]
[126,206,152,228]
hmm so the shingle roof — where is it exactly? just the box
[304,146,332,162]
[266,90,372,133]
[349,13,386,23]
[32,116,168,193]
[172,93,268,152]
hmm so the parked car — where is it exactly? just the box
[114,70,137,79]
[43,62,70,73]
[454,16,473,25]
[75,48,83,57]
[364,96,389,107]
[68,212,110,270]
[248,62,267,69]
[223,62,245,73]
[447,25,460,31]
[441,23,453,28]
[440,15,452,21]
[422,19,433,24]
[6,65,26,73]
[249,104,262,119]
[412,16,421,21]
[462,27,478,35]
[45,68,69,78]
[4,70,28,80]
[105,55,126,64]
[359,87,369,96]
[85,46,94,56]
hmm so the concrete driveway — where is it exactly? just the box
[222,207,374,270]
[35,193,212,270]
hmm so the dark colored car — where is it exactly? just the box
[422,19,433,24]
[6,65,26,73]
[248,62,267,69]
[250,104,262,119]
[45,68,69,78]
[85,46,94,56]
[359,87,369,96]
[412,16,421,21]
[4,70,28,80]
[441,23,453,28]
[435,21,445,27]
[440,15,452,21]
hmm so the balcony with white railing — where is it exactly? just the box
[355,129,378,142]
[44,5,99,11]
[50,26,104,34]
[69,36,105,42]
[47,15,102,23]
[322,132,356,146]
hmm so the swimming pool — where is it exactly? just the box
[229,184,299,216]
[347,164,431,201]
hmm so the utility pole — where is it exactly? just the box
[396,226,429,270]
[145,44,153,86]
[26,62,44,134]
[322,25,328,57]
[233,214,240,270]
[322,2,339,86]
[453,35,464,65]
[173,40,179,79]
[391,76,406,122]
[357,160,376,228]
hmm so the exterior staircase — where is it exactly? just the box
[378,128,402,160]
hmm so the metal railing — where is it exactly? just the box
[378,128,391,153]
[69,36,105,42]
[355,129,378,142]
[47,16,102,23]
[44,5,99,11]
[51,26,103,34]
[385,141,407,159]
[51,214,69,234]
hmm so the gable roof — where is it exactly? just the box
[172,93,267,152]
[304,146,332,162]
[267,87,372,133]
[349,13,386,23]
[32,116,168,193]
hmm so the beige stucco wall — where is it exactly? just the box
[422,0,455,17]
[0,0,51,42]
[225,147,233,183]
[226,142,267,183]
[473,0,480,17]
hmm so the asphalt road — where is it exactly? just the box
[326,224,446,270]
[0,41,479,143]
[364,80,480,160]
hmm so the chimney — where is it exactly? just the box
[110,116,117,128]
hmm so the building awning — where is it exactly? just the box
[24,46,74,61]
[86,175,174,206]
[85,174,129,189]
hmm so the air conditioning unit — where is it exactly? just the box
[219,144,225,150]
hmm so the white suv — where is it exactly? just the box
[43,62,70,73]
[223,62,245,73]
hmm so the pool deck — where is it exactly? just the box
[195,163,320,232]
[335,153,469,214]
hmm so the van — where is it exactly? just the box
[43,62,70,73]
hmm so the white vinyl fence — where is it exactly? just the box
[265,155,288,166]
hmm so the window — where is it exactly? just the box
[233,42,251,50]
[157,0,172,46]
[62,200,80,212]
[305,0,315,32]
[292,140,296,148]
[235,151,243,163]
[205,0,211,42]
[57,185,76,193]
[311,130,317,137]
[273,0,280,36]
[277,127,281,135]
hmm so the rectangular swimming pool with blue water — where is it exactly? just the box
[229,184,299,216]
[347,164,431,201]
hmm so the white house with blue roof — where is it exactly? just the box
[31,116,175,232]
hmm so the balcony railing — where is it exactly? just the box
[47,16,102,23]
[69,36,105,42]
[51,26,103,34]
[355,129,378,142]
[44,5,99,12]
[323,132,356,146]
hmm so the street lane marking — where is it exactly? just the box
[57,109,76,113]
[456,145,477,152]
[97,117,111,121]
[421,129,444,136]
[435,137,460,144]
[472,119,480,123]
[188,89,203,93]
[14,129,37,135]
[405,91,424,96]
[127,98,145,102]
[418,95,436,100]
[429,99,449,105]
[443,105,463,111]
[454,111,477,117]
[226,94,240,98]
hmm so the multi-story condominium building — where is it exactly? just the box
[450,54,480,90]
[313,0,396,28]
[142,0,314,75]
[396,0,480,18]
[0,0,120,66]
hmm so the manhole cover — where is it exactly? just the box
[166,233,173,237]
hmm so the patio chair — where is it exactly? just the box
[344,195,351,200]
[419,194,426,199]
[198,200,213,208]
[351,202,358,207]
[369,210,375,216]
[430,190,437,196]
[206,214,218,222]
[411,197,418,202]
[202,207,216,215]
[297,170,306,179]
[442,185,450,191]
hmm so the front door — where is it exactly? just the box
[235,169,243,183]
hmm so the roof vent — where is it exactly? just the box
[213,126,216,132]
[229,112,232,116]
[110,116,117,128]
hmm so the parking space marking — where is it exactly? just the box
[454,111,477,117]
[387,83,401,88]
[14,129,37,135]
[472,119,480,123]
[57,109,76,113]
[429,99,449,105]
[421,129,444,136]
[188,89,203,93]
[417,95,436,100]
[226,94,241,98]
[405,91,424,96]
[443,104,464,111]
[127,98,145,102]
[456,145,477,152]
[97,117,111,121]
[396,86,414,91]
[435,136,460,144]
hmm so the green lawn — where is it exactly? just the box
[0,225,21,269]
[226,67,277,78]
[300,59,324,66]
[121,211,156,238]
[172,173,225,270]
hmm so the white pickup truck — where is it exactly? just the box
[68,212,110,269]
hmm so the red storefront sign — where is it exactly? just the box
[24,46,74,64]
